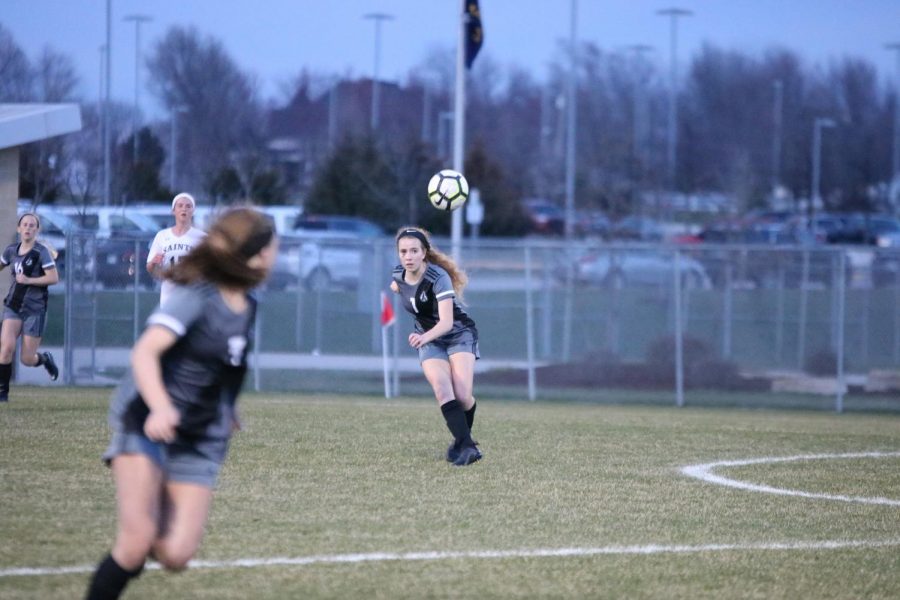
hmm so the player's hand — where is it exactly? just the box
[14,273,29,284]
[149,254,164,270]
[408,333,425,349]
[144,404,180,443]
[231,409,242,433]
[390,281,399,294]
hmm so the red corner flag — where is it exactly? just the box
[380,292,395,327]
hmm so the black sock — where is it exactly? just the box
[85,553,143,600]
[441,400,473,447]
[35,353,44,366]
[0,363,11,396]
[465,402,477,431]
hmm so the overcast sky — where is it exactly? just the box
[5,0,900,118]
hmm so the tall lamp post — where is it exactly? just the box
[656,7,692,191]
[886,43,900,195]
[563,0,578,240]
[771,79,783,197]
[627,43,654,207]
[364,13,394,131]
[124,14,152,165]
[810,117,836,224]
[103,0,112,205]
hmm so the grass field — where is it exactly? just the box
[1,387,899,599]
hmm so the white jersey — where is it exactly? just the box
[147,226,207,306]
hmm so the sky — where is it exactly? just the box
[4,0,900,119]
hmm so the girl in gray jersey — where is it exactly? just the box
[0,213,59,402]
[390,227,482,467]
[85,208,278,600]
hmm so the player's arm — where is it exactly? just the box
[131,324,181,442]
[17,267,58,287]
[146,235,164,275]
[411,298,454,347]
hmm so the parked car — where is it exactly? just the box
[828,214,900,247]
[520,199,565,235]
[280,215,386,291]
[609,216,663,241]
[572,248,712,289]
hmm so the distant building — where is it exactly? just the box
[267,78,433,198]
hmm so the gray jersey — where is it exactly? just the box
[108,282,256,441]
[392,263,477,336]
[1,242,56,313]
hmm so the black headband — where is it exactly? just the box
[397,229,430,251]
[239,227,275,258]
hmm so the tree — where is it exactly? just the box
[19,47,80,205]
[0,24,32,101]
[146,26,265,198]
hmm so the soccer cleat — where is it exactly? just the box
[452,444,482,467]
[42,352,58,381]
[446,440,460,463]
[446,438,479,463]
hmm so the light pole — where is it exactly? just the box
[810,117,836,225]
[103,0,111,205]
[124,14,152,165]
[656,7,692,191]
[363,13,393,131]
[564,0,578,240]
[886,43,900,192]
[772,79,783,197]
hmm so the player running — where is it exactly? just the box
[390,226,482,467]
[0,213,59,401]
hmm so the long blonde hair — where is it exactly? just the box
[395,226,468,300]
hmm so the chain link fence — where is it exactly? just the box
[46,232,900,413]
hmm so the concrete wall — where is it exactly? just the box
[0,147,18,289]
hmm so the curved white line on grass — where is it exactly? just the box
[681,451,900,506]
[3,539,900,578]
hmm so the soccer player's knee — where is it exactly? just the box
[157,548,193,571]
[19,354,36,367]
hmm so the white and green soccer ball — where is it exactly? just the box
[427,169,469,211]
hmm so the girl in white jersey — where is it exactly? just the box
[147,192,206,306]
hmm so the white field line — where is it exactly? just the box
[3,538,900,578]
[681,451,900,506]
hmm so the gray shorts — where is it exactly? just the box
[102,430,228,488]
[418,328,481,363]
[2,307,47,338]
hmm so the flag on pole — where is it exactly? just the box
[464,0,483,69]
[380,291,395,327]
[380,291,395,398]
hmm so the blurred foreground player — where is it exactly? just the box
[85,208,277,599]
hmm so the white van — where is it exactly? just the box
[56,206,161,239]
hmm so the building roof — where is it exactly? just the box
[0,103,82,151]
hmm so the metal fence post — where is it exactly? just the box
[797,249,810,369]
[835,250,846,413]
[673,248,684,407]
[525,245,536,400]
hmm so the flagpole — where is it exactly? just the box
[382,325,391,398]
[451,1,466,263]
[380,292,396,398]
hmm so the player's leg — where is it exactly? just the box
[85,453,163,599]
[151,481,214,571]
[0,318,22,400]
[422,358,478,465]
[449,350,478,432]
[20,313,57,379]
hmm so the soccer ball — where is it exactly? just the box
[427,169,469,211]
